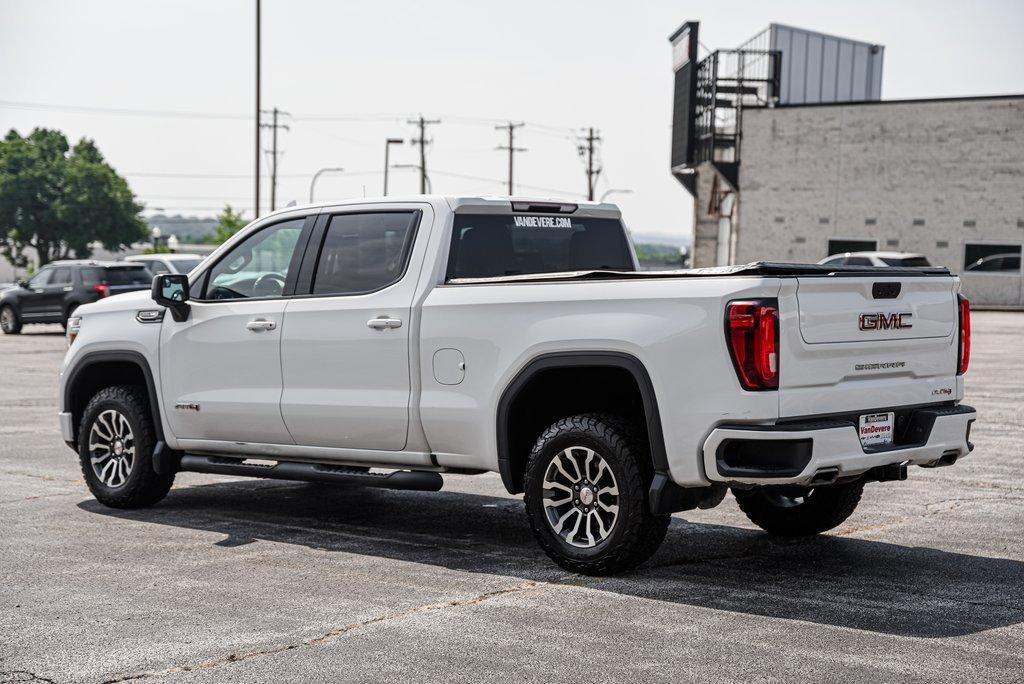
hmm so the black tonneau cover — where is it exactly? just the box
[446,261,952,285]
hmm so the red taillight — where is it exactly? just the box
[93,283,109,298]
[726,300,779,391]
[957,295,970,375]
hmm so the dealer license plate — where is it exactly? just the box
[858,412,895,448]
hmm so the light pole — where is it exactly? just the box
[254,0,261,219]
[150,226,162,251]
[391,164,431,193]
[599,188,633,203]
[383,138,403,196]
[309,167,345,203]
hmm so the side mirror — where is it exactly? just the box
[151,273,191,322]
[17,279,28,289]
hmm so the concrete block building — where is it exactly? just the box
[669,21,1024,306]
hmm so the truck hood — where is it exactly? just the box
[76,289,156,317]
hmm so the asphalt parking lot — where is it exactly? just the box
[1,313,1022,683]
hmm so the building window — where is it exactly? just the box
[963,243,1022,274]
[827,239,877,255]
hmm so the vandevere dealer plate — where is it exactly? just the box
[859,412,895,448]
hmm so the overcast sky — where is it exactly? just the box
[2,0,1023,238]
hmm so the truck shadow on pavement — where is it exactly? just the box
[79,478,1024,639]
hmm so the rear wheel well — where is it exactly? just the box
[66,358,159,445]
[497,355,665,494]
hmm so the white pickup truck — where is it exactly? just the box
[59,196,975,574]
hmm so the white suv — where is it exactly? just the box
[123,253,205,276]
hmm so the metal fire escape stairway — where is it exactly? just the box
[692,49,781,189]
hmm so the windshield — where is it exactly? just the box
[446,214,634,280]
[881,256,931,267]
[172,258,203,273]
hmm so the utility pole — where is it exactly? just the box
[578,127,602,201]
[260,107,290,211]
[494,122,526,195]
[407,115,440,194]
[383,137,403,196]
[254,0,261,218]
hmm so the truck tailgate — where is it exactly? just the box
[779,275,960,417]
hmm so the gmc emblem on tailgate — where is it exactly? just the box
[859,312,913,330]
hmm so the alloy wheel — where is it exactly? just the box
[88,409,135,488]
[541,446,620,548]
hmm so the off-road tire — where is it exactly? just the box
[79,385,175,508]
[1,305,21,334]
[732,481,864,537]
[524,413,669,575]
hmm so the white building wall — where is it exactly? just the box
[729,96,1024,306]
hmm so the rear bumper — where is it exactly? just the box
[702,404,976,485]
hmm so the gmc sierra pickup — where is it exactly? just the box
[59,196,975,574]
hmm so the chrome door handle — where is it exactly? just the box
[367,316,403,330]
[246,318,277,332]
[62,286,74,292]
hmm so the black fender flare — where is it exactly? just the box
[63,350,178,473]
[495,351,669,494]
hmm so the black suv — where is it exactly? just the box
[0,260,153,334]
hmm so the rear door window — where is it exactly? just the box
[310,212,419,296]
[446,214,634,280]
[844,256,874,266]
[51,267,72,285]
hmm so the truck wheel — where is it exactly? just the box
[732,481,864,536]
[78,385,175,509]
[1,305,21,334]
[524,414,669,575]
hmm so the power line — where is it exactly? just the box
[494,122,526,195]
[429,169,581,198]
[0,100,583,134]
[124,170,381,179]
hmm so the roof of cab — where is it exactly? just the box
[257,195,622,219]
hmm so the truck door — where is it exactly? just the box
[280,205,430,451]
[159,215,311,445]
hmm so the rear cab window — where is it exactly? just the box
[101,266,152,285]
[446,213,635,280]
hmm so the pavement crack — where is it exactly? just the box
[100,580,546,682]
[0,670,57,683]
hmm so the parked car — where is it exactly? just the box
[819,251,932,268]
[59,197,974,574]
[0,260,153,334]
[122,253,205,275]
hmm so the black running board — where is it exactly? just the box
[178,455,443,491]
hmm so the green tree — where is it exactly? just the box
[0,128,147,267]
[213,204,246,244]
